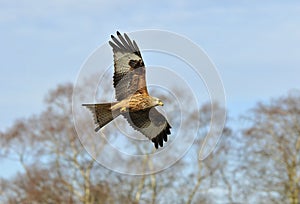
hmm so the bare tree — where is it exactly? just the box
[0,83,115,203]
[183,103,233,204]
[0,81,233,203]
[237,91,300,204]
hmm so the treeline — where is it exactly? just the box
[0,83,299,204]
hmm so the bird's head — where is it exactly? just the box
[151,97,164,107]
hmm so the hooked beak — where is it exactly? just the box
[158,101,164,106]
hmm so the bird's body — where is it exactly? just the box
[110,94,163,113]
[83,31,171,149]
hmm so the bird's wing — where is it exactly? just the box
[122,108,171,148]
[109,31,149,101]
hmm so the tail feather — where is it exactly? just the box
[82,103,120,132]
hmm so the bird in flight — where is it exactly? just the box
[83,31,171,149]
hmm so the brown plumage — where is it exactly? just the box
[83,31,171,149]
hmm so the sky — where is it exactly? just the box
[1,0,300,177]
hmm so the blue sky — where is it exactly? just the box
[1,1,300,176]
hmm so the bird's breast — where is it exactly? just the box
[128,95,152,111]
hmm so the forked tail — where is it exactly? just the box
[82,102,120,131]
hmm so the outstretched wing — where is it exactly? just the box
[122,108,172,149]
[109,31,149,101]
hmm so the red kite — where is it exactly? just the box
[83,31,171,149]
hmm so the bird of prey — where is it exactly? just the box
[83,31,171,149]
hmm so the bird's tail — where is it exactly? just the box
[82,102,120,132]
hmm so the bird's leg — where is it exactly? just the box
[120,107,127,113]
